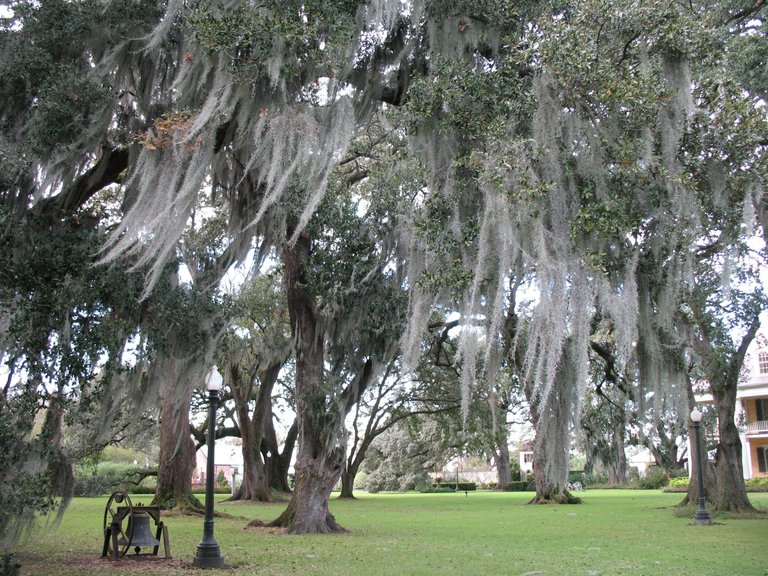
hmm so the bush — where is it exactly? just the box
[73,461,157,497]
[668,477,690,488]
[581,472,608,487]
[353,471,368,490]
[74,463,136,497]
[191,486,231,494]
[504,481,529,492]
[746,477,768,486]
[429,482,477,491]
[129,485,156,495]
[634,468,669,490]
[746,477,768,492]
[568,470,585,483]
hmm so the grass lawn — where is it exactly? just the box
[10,490,768,576]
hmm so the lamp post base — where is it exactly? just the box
[193,543,225,569]
[692,509,713,526]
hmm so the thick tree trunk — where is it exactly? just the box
[607,427,627,485]
[529,388,578,503]
[688,312,758,513]
[229,364,271,502]
[712,389,753,512]
[493,442,511,489]
[256,229,346,533]
[152,359,200,510]
[526,343,580,504]
[263,445,346,533]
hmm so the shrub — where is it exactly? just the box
[129,485,156,495]
[525,474,536,491]
[429,482,476,491]
[353,471,368,490]
[634,468,669,490]
[668,468,689,478]
[504,481,529,492]
[581,472,608,487]
[73,462,157,497]
[668,477,690,488]
[568,470,585,483]
[191,486,231,494]
[746,477,768,492]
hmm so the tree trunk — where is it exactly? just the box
[338,426,378,499]
[338,461,359,499]
[526,343,580,504]
[262,445,346,533]
[229,364,271,502]
[256,229,347,533]
[264,417,297,493]
[607,424,627,484]
[712,387,753,512]
[688,312,758,513]
[152,358,200,510]
[493,442,511,489]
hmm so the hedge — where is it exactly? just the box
[504,481,530,492]
[431,482,477,491]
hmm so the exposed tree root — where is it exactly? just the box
[528,490,582,505]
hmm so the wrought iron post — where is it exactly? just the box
[690,408,713,526]
[194,366,226,568]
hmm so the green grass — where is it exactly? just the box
[10,490,768,576]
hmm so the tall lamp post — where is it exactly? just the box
[690,407,713,526]
[193,366,226,568]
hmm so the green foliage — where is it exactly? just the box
[504,481,529,492]
[634,468,669,490]
[745,477,768,492]
[363,424,432,493]
[72,463,152,498]
[429,482,477,492]
[187,0,357,82]
[667,476,690,488]
[191,486,231,495]
[1,553,20,576]
[0,391,58,545]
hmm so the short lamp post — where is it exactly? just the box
[690,407,713,526]
[193,365,226,568]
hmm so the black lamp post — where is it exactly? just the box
[193,365,226,568]
[690,407,713,526]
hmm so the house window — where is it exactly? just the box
[757,399,768,422]
[759,351,768,374]
[758,446,768,474]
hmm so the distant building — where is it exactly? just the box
[193,438,244,489]
[695,333,768,479]
[519,450,534,481]
[740,346,768,478]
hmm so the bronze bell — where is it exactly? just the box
[118,511,160,554]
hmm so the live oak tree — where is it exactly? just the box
[4,0,768,541]
[220,273,292,502]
